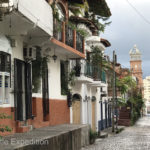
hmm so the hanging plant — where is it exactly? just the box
[67,21,89,38]
[51,2,60,22]
[32,48,49,93]
[68,69,76,87]
[68,0,89,17]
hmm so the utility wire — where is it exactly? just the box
[126,0,150,25]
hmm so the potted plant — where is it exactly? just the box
[89,129,97,144]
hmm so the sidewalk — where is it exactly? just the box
[0,124,89,150]
[82,126,126,150]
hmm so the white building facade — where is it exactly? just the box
[143,76,150,114]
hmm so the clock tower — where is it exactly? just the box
[129,45,143,88]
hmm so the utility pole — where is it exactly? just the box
[115,54,118,131]
[112,51,116,132]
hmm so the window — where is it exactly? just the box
[0,52,11,104]
[61,61,68,95]
[32,48,42,93]
[0,51,11,73]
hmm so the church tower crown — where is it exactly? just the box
[129,45,141,61]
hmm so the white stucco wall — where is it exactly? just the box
[48,56,67,100]
[0,35,24,108]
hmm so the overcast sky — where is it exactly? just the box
[101,0,150,78]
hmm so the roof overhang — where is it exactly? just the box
[87,0,111,17]
[101,38,111,47]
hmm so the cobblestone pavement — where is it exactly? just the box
[82,116,150,150]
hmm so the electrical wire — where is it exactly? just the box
[126,0,150,25]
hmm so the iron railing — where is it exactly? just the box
[72,60,106,82]
[76,32,83,53]
[65,25,73,47]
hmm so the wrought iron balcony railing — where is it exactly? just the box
[53,20,85,55]
[65,25,73,48]
[76,32,84,53]
[72,60,106,82]
[53,20,63,42]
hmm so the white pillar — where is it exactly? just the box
[81,83,85,124]
[96,87,100,132]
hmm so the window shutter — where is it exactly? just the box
[42,60,49,120]
[14,59,24,121]
[25,62,32,120]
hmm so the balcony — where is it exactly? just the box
[52,20,85,58]
[14,0,53,36]
[71,60,106,83]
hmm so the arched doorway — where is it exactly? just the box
[72,94,81,124]
[91,96,96,131]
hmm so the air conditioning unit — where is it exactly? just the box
[23,46,36,61]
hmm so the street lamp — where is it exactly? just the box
[0,0,13,21]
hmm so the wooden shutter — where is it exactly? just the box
[42,60,49,120]
[14,59,24,121]
[25,62,32,119]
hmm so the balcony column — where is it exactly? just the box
[81,83,85,124]
[62,22,66,43]
[73,30,76,50]
[96,87,100,132]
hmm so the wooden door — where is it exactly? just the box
[72,100,81,124]
[14,59,32,121]
[92,101,96,131]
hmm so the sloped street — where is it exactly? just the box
[82,116,150,150]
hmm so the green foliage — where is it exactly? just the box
[32,48,49,93]
[68,70,76,87]
[89,129,97,144]
[61,69,76,95]
[91,46,103,66]
[51,2,60,21]
[0,112,12,138]
[116,76,136,95]
[67,21,89,38]
[68,0,111,33]
[128,90,144,125]
[68,0,89,17]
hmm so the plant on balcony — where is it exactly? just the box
[51,2,60,21]
[73,61,81,77]
[68,69,76,87]
[32,48,49,93]
[68,0,89,17]
[91,46,103,80]
[67,21,89,38]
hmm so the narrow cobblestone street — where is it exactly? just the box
[82,116,150,150]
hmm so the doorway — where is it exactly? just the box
[14,59,32,121]
[72,94,81,124]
